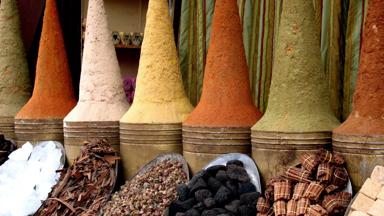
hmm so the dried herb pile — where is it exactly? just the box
[169,160,260,216]
[257,150,352,216]
[102,159,187,216]
[34,139,118,216]
[0,134,16,165]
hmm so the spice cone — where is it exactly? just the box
[15,0,76,146]
[0,0,31,139]
[120,0,193,124]
[182,0,262,174]
[251,0,340,184]
[64,0,129,164]
[119,0,193,179]
[333,0,384,190]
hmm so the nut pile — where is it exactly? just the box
[169,160,260,216]
[257,150,352,216]
[34,139,118,216]
[102,159,187,216]
[0,135,16,165]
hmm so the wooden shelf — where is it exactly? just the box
[115,44,141,49]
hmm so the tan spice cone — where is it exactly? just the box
[15,0,76,146]
[251,0,340,184]
[182,0,262,174]
[333,0,384,190]
[119,0,193,179]
[0,0,31,140]
[64,0,129,164]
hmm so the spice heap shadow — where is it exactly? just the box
[63,0,129,164]
[169,160,260,216]
[257,150,352,216]
[251,0,340,182]
[34,139,118,216]
[182,0,262,174]
[332,0,384,191]
[0,135,16,165]
[119,0,193,179]
[0,0,31,140]
[15,0,76,147]
[102,159,187,216]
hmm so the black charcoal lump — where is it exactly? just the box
[169,160,259,216]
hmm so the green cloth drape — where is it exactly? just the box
[178,0,367,120]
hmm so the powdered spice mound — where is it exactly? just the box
[0,0,31,117]
[334,0,384,135]
[252,0,339,132]
[65,0,128,122]
[183,0,261,128]
[120,0,192,124]
[16,0,76,120]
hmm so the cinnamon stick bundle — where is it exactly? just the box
[34,139,118,216]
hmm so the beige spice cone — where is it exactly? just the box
[64,0,129,123]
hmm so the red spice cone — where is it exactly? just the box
[334,0,384,136]
[183,0,262,128]
[182,0,262,174]
[333,0,384,190]
[15,0,76,120]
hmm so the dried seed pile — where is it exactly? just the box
[257,150,352,216]
[102,159,187,216]
[0,135,16,165]
[34,139,118,216]
[169,160,260,216]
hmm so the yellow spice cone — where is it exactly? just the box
[120,0,193,179]
[120,0,193,124]
[0,0,31,139]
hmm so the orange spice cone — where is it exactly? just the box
[182,0,262,174]
[64,0,129,164]
[0,0,31,140]
[119,0,193,179]
[15,0,76,146]
[333,0,384,190]
[250,0,340,184]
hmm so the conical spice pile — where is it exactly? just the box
[119,0,193,179]
[251,0,340,183]
[0,0,31,140]
[182,0,262,174]
[15,0,76,147]
[333,0,384,191]
[63,0,129,164]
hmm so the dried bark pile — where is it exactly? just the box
[34,139,118,216]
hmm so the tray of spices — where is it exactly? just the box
[102,153,189,216]
[168,153,261,216]
[257,150,353,216]
[34,139,119,216]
